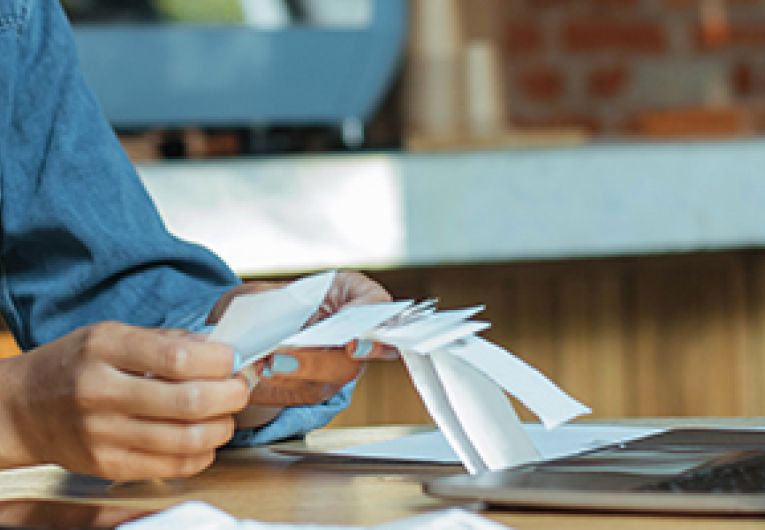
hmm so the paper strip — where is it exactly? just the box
[399,350,488,474]
[283,301,413,347]
[210,271,336,371]
[409,322,490,354]
[429,351,540,471]
[447,336,591,429]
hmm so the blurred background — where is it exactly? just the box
[4,0,765,426]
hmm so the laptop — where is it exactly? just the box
[424,429,765,514]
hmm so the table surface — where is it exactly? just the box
[1,421,765,529]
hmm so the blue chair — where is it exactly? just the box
[72,0,408,127]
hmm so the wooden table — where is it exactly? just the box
[1,422,765,529]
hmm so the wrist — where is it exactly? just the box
[0,356,39,469]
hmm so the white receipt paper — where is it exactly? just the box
[118,501,510,530]
[210,271,591,473]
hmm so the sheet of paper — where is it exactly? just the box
[327,424,665,464]
[409,322,489,354]
[447,336,591,429]
[282,301,413,347]
[371,307,484,347]
[209,271,335,370]
[399,350,487,474]
[118,501,507,530]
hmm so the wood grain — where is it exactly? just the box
[3,250,765,426]
[330,251,765,426]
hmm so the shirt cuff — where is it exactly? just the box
[228,380,356,447]
[161,284,234,332]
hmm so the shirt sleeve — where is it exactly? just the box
[228,381,356,447]
[0,0,240,349]
[0,1,353,442]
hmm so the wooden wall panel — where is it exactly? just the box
[330,250,765,426]
[3,250,765,427]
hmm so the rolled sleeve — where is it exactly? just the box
[228,380,356,447]
[0,0,239,349]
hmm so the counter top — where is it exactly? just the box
[138,140,765,275]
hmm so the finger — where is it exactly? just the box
[311,271,392,323]
[207,281,287,324]
[265,348,361,384]
[248,380,341,407]
[90,446,216,481]
[87,323,236,380]
[106,373,249,421]
[85,413,235,456]
[345,340,399,360]
[335,271,392,305]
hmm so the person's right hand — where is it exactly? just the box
[0,322,248,481]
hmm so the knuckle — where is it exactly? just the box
[175,384,204,418]
[81,321,119,357]
[158,344,187,378]
[73,365,109,410]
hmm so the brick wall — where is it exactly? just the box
[469,0,765,137]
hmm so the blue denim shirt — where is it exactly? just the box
[0,0,351,444]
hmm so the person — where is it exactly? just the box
[0,0,392,481]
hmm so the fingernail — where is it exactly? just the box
[271,354,299,374]
[352,339,374,358]
[232,351,243,373]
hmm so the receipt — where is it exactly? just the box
[207,271,590,472]
[118,502,510,530]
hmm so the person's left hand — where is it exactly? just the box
[207,271,394,417]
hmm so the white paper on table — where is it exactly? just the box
[326,424,666,465]
[117,501,509,530]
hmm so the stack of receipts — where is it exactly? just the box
[210,271,590,474]
[119,501,509,530]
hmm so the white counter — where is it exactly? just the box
[138,140,765,276]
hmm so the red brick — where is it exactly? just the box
[591,0,640,7]
[528,0,639,10]
[661,0,698,9]
[526,0,570,8]
[588,66,630,97]
[503,22,543,55]
[564,21,667,53]
[729,24,765,45]
[512,114,602,135]
[631,107,748,138]
[732,63,754,96]
[696,23,765,49]
[516,67,565,101]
